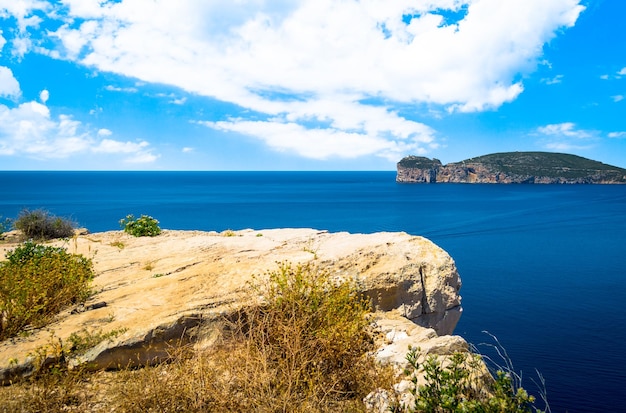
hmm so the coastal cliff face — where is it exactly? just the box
[0,229,464,382]
[397,152,626,184]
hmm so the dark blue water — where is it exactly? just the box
[1,171,625,412]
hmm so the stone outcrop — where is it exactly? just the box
[397,152,626,184]
[0,228,463,383]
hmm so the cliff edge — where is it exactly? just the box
[397,152,626,184]
[0,229,463,383]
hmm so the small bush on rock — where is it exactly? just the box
[398,347,543,413]
[13,209,76,240]
[119,214,161,237]
[0,241,94,340]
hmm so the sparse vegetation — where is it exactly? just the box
[399,152,626,182]
[0,241,94,340]
[0,261,545,413]
[397,347,542,413]
[13,208,76,240]
[119,214,161,237]
[68,327,128,356]
[114,262,395,413]
[458,151,626,178]
[109,240,125,249]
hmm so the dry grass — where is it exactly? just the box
[0,262,397,412]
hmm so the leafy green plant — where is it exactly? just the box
[0,241,94,340]
[13,209,76,240]
[399,346,543,413]
[119,214,161,237]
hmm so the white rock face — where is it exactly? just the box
[0,229,463,382]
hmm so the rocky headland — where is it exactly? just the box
[397,152,626,184]
[0,228,467,384]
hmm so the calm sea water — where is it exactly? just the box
[1,171,625,412]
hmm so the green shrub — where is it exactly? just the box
[13,209,76,240]
[399,347,542,413]
[119,214,161,237]
[0,241,94,340]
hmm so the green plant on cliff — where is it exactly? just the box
[13,209,76,240]
[119,214,161,237]
[0,241,94,340]
[397,346,544,413]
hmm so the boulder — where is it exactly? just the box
[0,228,462,383]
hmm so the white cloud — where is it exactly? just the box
[612,95,624,102]
[0,0,49,57]
[97,128,112,137]
[544,142,592,151]
[0,67,21,98]
[536,122,597,151]
[608,132,626,139]
[1,0,586,160]
[170,97,187,105]
[182,147,194,153]
[39,89,49,103]
[542,74,564,85]
[0,99,158,162]
[537,122,593,139]
[619,67,626,76]
[105,85,138,93]
[200,97,437,160]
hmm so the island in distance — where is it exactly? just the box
[396,152,626,184]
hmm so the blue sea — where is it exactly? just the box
[1,171,625,412]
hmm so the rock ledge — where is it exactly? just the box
[0,228,464,383]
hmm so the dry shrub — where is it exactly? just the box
[0,241,94,340]
[0,334,100,413]
[13,209,76,241]
[114,262,396,413]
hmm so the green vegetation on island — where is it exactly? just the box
[397,152,626,183]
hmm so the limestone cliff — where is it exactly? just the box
[397,152,626,184]
[0,229,464,383]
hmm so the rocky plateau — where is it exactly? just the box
[1,228,467,384]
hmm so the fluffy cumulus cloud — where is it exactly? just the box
[0,67,21,98]
[0,93,158,163]
[1,0,585,160]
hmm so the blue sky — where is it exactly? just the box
[0,0,625,170]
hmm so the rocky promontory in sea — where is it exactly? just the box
[397,151,626,184]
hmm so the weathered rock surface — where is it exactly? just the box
[0,229,463,383]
